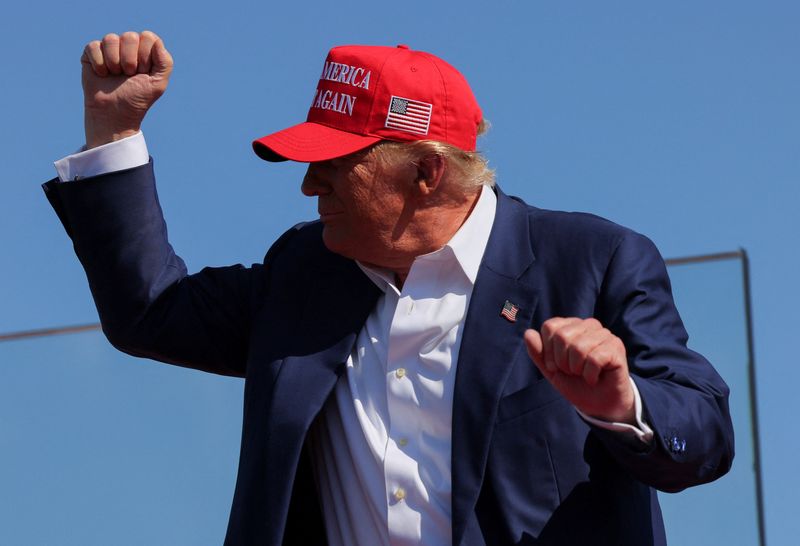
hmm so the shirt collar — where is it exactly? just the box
[357,185,497,292]
[440,184,497,284]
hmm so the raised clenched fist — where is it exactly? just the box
[524,317,636,424]
[81,31,173,149]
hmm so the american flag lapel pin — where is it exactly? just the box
[500,300,519,323]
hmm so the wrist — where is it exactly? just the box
[588,385,636,425]
[54,131,148,182]
[84,109,141,149]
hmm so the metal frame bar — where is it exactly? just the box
[663,248,766,546]
[0,322,100,342]
[664,249,743,266]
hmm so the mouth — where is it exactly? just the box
[318,211,344,222]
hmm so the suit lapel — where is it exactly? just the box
[269,258,380,432]
[260,257,381,545]
[451,189,538,546]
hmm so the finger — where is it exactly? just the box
[565,327,607,376]
[119,31,140,76]
[551,319,586,374]
[540,317,570,372]
[137,30,158,74]
[524,329,544,368]
[583,336,626,385]
[150,36,174,78]
[544,317,589,374]
[581,347,606,386]
[101,33,121,75]
[82,40,109,77]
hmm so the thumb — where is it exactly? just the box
[150,38,174,78]
[524,329,545,369]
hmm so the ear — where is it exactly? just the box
[414,154,446,196]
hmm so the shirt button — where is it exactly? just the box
[395,368,406,379]
[398,438,408,447]
[394,488,406,501]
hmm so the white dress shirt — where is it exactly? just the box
[308,184,497,546]
[54,131,149,181]
[55,133,653,546]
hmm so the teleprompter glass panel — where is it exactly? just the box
[659,255,762,545]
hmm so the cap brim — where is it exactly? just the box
[252,122,382,162]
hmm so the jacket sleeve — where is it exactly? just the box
[592,230,735,492]
[43,160,274,378]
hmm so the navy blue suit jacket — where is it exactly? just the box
[44,160,734,545]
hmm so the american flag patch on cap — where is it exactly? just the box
[385,95,432,135]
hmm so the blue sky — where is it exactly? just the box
[2,1,798,544]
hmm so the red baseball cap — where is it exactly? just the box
[253,44,482,162]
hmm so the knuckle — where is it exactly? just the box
[566,345,584,364]
[558,323,578,342]
[103,33,119,43]
[585,352,604,370]
[551,329,568,348]
[121,31,139,40]
[585,317,602,329]
[140,30,157,41]
[572,337,591,356]
[541,317,562,336]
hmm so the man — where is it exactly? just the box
[44,31,734,545]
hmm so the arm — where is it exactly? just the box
[598,231,734,491]
[525,231,734,491]
[44,161,263,377]
[44,32,261,377]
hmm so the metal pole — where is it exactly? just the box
[664,248,767,546]
[0,322,101,342]
[740,249,767,546]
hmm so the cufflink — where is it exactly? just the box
[665,435,686,454]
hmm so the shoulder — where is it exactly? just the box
[260,220,358,278]
[510,193,630,239]
[499,190,658,262]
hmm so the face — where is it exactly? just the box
[301,145,418,269]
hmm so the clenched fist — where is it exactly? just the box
[81,31,173,149]
[524,317,636,424]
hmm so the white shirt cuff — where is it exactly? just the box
[53,131,149,182]
[577,377,654,445]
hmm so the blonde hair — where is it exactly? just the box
[373,119,495,190]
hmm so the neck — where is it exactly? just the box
[395,270,409,290]
[387,187,482,289]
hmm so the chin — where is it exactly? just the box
[321,227,358,260]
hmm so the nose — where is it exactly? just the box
[301,164,333,197]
